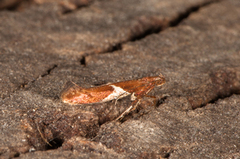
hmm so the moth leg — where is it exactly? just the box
[145,95,156,99]
[115,99,141,121]
[130,99,141,112]
[115,105,133,121]
[114,92,130,105]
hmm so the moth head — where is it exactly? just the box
[140,74,165,86]
[60,81,83,104]
[156,73,166,86]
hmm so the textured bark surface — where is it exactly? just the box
[0,0,240,158]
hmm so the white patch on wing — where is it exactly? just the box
[131,93,137,101]
[102,85,130,102]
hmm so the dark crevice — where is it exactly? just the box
[200,92,240,108]
[12,152,20,158]
[190,68,240,109]
[127,15,169,42]
[165,148,175,159]
[156,95,169,108]
[45,138,64,150]
[41,65,58,78]
[164,153,170,158]
[22,64,57,88]
[190,89,240,110]
[130,27,164,42]
[0,0,36,11]
[23,108,99,152]
[190,88,240,110]
[80,56,86,66]
[1,2,21,11]
[128,0,220,42]
[0,0,22,10]
[2,65,58,100]
[83,0,221,59]
[169,0,221,27]
[107,43,122,53]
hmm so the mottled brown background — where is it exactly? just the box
[0,0,240,158]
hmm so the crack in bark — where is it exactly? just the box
[0,0,233,158]
[41,65,57,78]
[82,0,222,66]
[1,64,58,100]
[129,0,222,42]
[22,64,58,88]
[189,68,240,109]
[80,56,86,66]
[190,92,240,110]
[169,0,221,27]
[207,93,240,105]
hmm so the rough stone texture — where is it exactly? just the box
[0,0,215,99]
[95,94,240,158]
[1,0,240,158]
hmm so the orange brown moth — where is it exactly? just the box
[60,74,166,120]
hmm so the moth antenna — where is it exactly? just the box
[159,73,164,78]
[62,81,83,89]
[60,81,84,100]
[70,80,82,88]
[115,99,141,121]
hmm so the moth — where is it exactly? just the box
[60,74,166,120]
